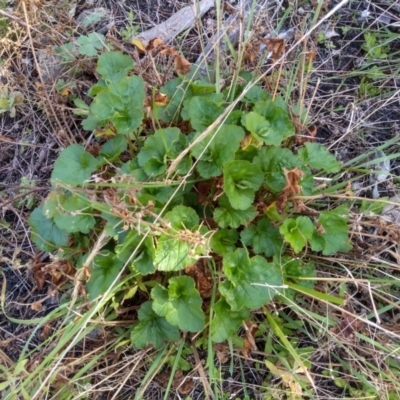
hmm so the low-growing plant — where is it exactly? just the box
[28,50,351,350]
[0,88,24,118]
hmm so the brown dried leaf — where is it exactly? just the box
[32,264,46,290]
[154,92,168,106]
[146,37,165,51]
[184,259,212,298]
[31,301,43,312]
[296,124,317,145]
[242,320,258,358]
[40,323,52,339]
[214,343,229,364]
[262,38,285,60]
[244,40,260,64]
[174,54,191,74]
[276,168,304,213]
[160,46,177,56]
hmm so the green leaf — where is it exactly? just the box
[360,198,388,215]
[211,298,250,342]
[223,160,263,210]
[157,77,190,123]
[151,276,205,332]
[210,228,238,255]
[310,206,351,255]
[96,51,134,81]
[191,125,245,178]
[298,142,341,173]
[283,258,315,290]
[165,205,199,230]
[240,218,283,257]
[53,195,96,234]
[219,248,283,310]
[29,206,69,251]
[42,190,66,219]
[115,231,155,275]
[279,216,315,253]
[87,251,124,300]
[253,146,301,193]
[89,76,145,134]
[253,98,295,142]
[99,135,127,162]
[51,145,98,186]
[188,96,224,131]
[138,127,191,176]
[154,234,195,271]
[77,32,105,56]
[131,301,180,349]
[213,194,256,228]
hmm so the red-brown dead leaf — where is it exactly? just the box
[262,38,285,60]
[185,259,212,298]
[31,301,43,312]
[174,54,191,74]
[146,37,165,51]
[154,92,168,106]
[160,46,177,56]
[296,124,317,145]
[40,323,52,340]
[276,167,304,213]
[173,369,194,395]
[214,343,229,364]
[32,263,46,290]
[244,40,260,64]
[242,320,258,358]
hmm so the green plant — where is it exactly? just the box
[120,11,140,41]
[362,32,390,60]
[28,51,352,351]
[0,88,24,117]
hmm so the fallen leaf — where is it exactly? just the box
[131,39,146,52]
[242,320,258,358]
[244,40,260,64]
[184,259,212,298]
[146,37,164,51]
[276,168,304,213]
[40,323,52,339]
[154,92,168,106]
[160,46,177,56]
[174,54,191,74]
[177,378,194,395]
[31,301,43,312]
[214,343,229,364]
[32,263,46,290]
[296,124,317,145]
[262,37,285,60]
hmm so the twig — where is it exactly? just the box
[0,8,42,34]
[133,0,215,46]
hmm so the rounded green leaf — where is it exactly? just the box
[87,251,124,300]
[51,145,98,186]
[240,218,283,257]
[223,160,263,210]
[29,205,69,251]
[151,276,205,332]
[131,301,180,349]
[53,195,96,234]
[220,248,283,310]
[96,51,134,81]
